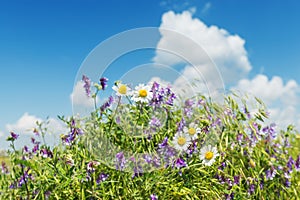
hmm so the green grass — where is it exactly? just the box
[0,156,10,168]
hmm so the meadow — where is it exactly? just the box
[1,76,300,199]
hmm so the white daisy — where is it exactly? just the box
[199,145,219,166]
[183,122,200,140]
[112,83,131,96]
[172,132,191,152]
[132,84,152,103]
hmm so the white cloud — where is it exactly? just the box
[233,74,300,130]
[5,113,68,136]
[70,81,96,108]
[154,11,252,84]
[6,113,43,134]
[201,2,211,14]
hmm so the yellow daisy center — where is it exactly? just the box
[205,151,214,160]
[139,89,148,97]
[177,137,186,146]
[188,127,196,135]
[118,85,127,94]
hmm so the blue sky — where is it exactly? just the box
[1,0,300,149]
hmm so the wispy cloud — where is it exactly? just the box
[201,2,211,14]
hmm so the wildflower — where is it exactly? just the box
[248,184,255,195]
[99,77,108,90]
[177,117,186,132]
[234,176,240,185]
[149,117,161,131]
[132,84,152,103]
[9,131,19,141]
[32,143,39,153]
[96,173,109,184]
[82,75,91,97]
[112,83,131,96]
[18,169,32,187]
[262,123,277,140]
[266,166,277,180]
[287,156,294,172]
[295,155,300,171]
[150,194,158,200]
[1,162,9,174]
[218,162,226,171]
[225,193,234,200]
[284,178,291,187]
[87,161,100,173]
[183,122,200,140]
[40,148,53,158]
[172,132,191,152]
[100,96,114,114]
[174,158,187,169]
[199,145,219,166]
[115,152,127,171]
[143,154,152,164]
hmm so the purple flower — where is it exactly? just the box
[18,169,32,187]
[218,162,226,171]
[158,137,168,149]
[248,184,255,195]
[177,118,185,132]
[287,156,294,172]
[234,176,240,185]
[143,154,152,164]
[151,156,161,168]
[236,133,243,145]
[1,162,9,174]
[174,158,186,169]
[40,149,53,158]
[96,173,109,184]
[266,166,277,180]
[32,144,39,153]
[100,96,114,114]
[225,193,234,200]
[87,161,100,173]
[284,178,291,187]
[115,152,127,171]
[82,75,91,97]
[100,77,108,90]
[150,194,158,200]
[9,131,19,141]
[149,117,161,129]
[295,155,300,171]
[262,123,277,140]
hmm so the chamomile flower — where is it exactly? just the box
[112,83,131,96]
[199,145,219,166]
[172,132,191,152]
[132,84,152,103]
[183,122,200,140]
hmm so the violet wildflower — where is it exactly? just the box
[262,123,277,141]
[177,118,186,132]
[143,154,152,164]
[266,166,277,180]
[218,162,226,171]
[236,133,243,145]
[100,77,108,90]
[100,96,114,114]
[150,194,158,200]
[32,143,39,153]
[82,75,91,97]
[248,184,255,195]
[225,193,234,200]
[295,155,300,171]
[40,148,53,158]
[234,176,240,185]
[287,156,294,172]
[1,162,9,174]
[87,161,100,173]
[115,152,127,171]
[18,169,32,187]
[96,173,109,184]
[174,158,187,169]
[8,131,19,141]
[149,117,161,131]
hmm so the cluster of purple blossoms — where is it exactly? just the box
[82,75,91,97]
[184,99,194,118]
[99,77,108,90]
[62,119,84,146]
[150,194,158,200]
[96,172,109,184]
[7,131,19,141]
[115,152,127,171]
[157,137,177,168]
[100,96,114,115]
[87,161,100,173]
[265,166,277,180]
[40,148,53,158]
[262,123,277,142]
[150,82,176,107]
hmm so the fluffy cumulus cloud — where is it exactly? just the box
[152,10,300,131]
[153,10,252,85]
[5,113,67,136]
[233,74,300,130]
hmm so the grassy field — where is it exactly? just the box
[0,156,10,168]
